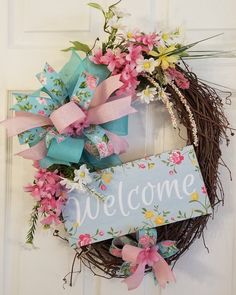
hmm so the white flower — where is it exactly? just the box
[74,164,92,186]
[136,58,157,74]
[112,6,131,18]
[60,165,92,192]
[60,178,85,193]
[137,86,158,104]
[121,28,139,41]
[60,178,76,191]
[107,16,126,30]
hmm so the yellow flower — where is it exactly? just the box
[148,163,155,169]
[191,192,199,201]
[101,173,113,184]
[80,171,85,178]
[156,45,179,70]
[127,31,133,39]
[73,222,80,228]
[154,215,165,225]
[144,210,155,219]
[192,160,197,166]
[162,32,170,42]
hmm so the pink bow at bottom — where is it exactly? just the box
[122,244,175,290]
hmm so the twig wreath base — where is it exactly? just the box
[2,0,235,288]
[55,65,233,281]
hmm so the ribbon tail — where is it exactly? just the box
[122,263,146,291]
[1,112,52,137]
[106,130,128,154]
[152,255,175,288]
[16,140,47,160]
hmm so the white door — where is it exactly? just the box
[0,1,236,295]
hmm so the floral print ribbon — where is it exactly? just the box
[110,229,178,290]
[2,53,136,168]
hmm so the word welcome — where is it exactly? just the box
[68,174,196,226]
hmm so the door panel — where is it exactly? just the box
[0,1,236,294]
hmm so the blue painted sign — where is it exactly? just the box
[63,145,211,247]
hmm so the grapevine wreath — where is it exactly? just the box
[2,1,235,290]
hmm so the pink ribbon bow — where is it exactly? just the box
[122,244,175,290]
[2,75,136,160]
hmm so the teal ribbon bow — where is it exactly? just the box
[12,51,129,169]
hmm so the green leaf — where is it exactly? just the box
[88,2,104,11]
[164,33,223,57]
[194,209,205,214]
[25,203,39,245]
[62,46,75,52]
[149,50,159,57]
[71,41,91,53]
[62,41,91,53]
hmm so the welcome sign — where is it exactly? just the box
[63,145,212,248]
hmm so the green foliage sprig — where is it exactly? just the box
[26,203,39,245]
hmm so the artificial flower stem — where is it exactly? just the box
[84,185,106,202]
[142,73,178,129]
[168,81,198,146]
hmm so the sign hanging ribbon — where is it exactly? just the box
[110,229,178,290]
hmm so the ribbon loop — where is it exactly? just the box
[50,101,86,134]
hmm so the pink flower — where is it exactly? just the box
[97,142,109,157]
[38,198,63,215]
[24,184,41,200]
[63,116,90,136]
[78,234,92,247]
[166,68,190,89]
[138,163,146,169]
[135,33,160,50]
[24,167,67,227]
[101,49,126,72]
[36,97,47,105]
[202,186,207,194]
[99,230,104,236]
[139,235,155,247]
[90,48,104,64]
[47,64,55,73]
[100,184,107,191]
[117,64,139,95]
[126,45,142,67]
[41,214,61,225]
[169,170,174,175]
[169,151,184,165]
[86,74,97,90]
[38,110,46,116]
